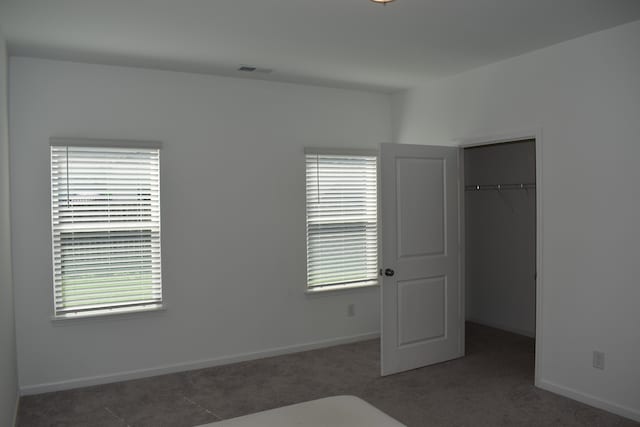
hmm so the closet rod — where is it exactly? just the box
[465,183,536,191]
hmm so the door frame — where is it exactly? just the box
[457,129,543,387]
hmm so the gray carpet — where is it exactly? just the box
[17,323,637,426]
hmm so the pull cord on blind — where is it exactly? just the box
[50,143,162,318]
[305,151,378,290]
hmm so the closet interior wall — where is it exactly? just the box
[464,140,536,337]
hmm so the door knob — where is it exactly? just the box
[384,268,395,277]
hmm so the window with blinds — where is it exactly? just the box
[50,141,162,318]
[305,150,378,291]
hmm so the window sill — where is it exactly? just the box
[305,281,379,295]
[52,303,166,324]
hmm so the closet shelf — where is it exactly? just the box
[465,183,535,191]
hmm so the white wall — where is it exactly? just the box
[9,57,391,393]
[392,20,640,421]
[0,31,19,425]
[464,141,536,337]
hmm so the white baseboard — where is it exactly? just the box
[466,317,535,338]
[537,379,640,423]
[20,331,380,396]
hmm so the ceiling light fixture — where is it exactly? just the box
[369,0,396,4]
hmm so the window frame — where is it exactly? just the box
[49,138,164,320]
[304,147,379,294]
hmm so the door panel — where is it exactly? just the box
[397,158,445,257]
[397,276,446,346]
[380,143,463,376]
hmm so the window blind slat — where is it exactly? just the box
[305,152,378,289]
[51,145,162,317]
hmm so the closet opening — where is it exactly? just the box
[463,138,538,382]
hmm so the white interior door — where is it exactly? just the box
[380,143,463,376]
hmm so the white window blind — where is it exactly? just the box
[305,150,378,291]
[50,142,162,318]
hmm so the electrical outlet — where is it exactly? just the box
[347,304,355,317]
[593,351,605,370]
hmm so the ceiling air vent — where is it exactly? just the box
[238,65,273,74]
[238,65,257,72]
